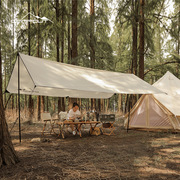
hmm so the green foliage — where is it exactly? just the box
[1,0,180,108]
[78,0,114,70]
[112,0,180,82]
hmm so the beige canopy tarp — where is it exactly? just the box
[6,53,162,98]
[125,71,180,131]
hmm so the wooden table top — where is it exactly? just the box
[56,121,100,125]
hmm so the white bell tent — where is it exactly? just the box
[6,53,162,98]
[153,71,180,96]
[125,71,180,131]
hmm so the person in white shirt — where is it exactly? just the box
[68,102,81,121]
[67,102,81,135]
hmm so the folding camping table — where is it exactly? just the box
[56,121,100,138]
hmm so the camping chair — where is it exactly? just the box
[59,111,68,121]
[99,114,115,135]
[41,112,56,136]
[51,112,60,134]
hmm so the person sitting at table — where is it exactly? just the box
[67,102,81,135]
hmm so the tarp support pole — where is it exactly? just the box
[18,52,21,143]
[127,94,131,133]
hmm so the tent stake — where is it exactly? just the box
[18,52,21,143]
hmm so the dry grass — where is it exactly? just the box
[0,112,180,180]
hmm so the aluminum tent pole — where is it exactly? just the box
[17,52,21,143]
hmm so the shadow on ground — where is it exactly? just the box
[0,122,180,180]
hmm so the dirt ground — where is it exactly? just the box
[0,117,180,180]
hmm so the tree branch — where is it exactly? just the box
[144,61,179,76]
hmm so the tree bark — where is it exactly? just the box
[11,2,15,111]
[36,0,41,121]
[41,96,44,113]
[53,98,56,112]
[105,99,109,113]
[131,0,138,107]
[56,0,60,63]
[176,3,180,76]
[46,97,48,112]
[0,100,19,167]
[100,99,104,112]
[0,0,19,166]
[24,95,27,117]
[58,97,61,113]
[4,56,6,105]
[139,0,144,80]
[27,0,33,122]
[36,96,40,121]
[131,0,138,75]
[72,0,78,65]
[68,0,71,64]
[90,0,95,110]
[56,0,63,112]
[61,0,65,111]
[16,94,17,114]
[90,0,95,69]
[69,0,78,104]
[118,94,122,112]
[98,99,101,112]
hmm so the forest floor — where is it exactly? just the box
[0,115,180,180]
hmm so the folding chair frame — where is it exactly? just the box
[100,114,116,136]
[41,112,57,136]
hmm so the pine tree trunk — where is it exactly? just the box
[72,0,78,65]
[16,94,17,114]
[90,0,95,68]
[56,0,60,63]
[0,100,19,167]
[56,0,62,113]
[131,0,138,106]
[69,0,78,104]
[91,99,93,110]
[37,96,41,121]
[61,0,64,63]
[37,0,41,120]
[0,0,19,165]
[90,0,95,110]
[79,98,81,111]
[98,99,101,112]
[40,96,44,115]
[58,98,61,113]
[105,99,109,113]
[27,0,33,122]
[62,98,65,111]
[24,95,27,117]
[61,0,65,111]
[68,0,71,64]
[131,0,138,75]
[4,57,6,104]
[139,0,144,80]
[28,95,33,121]
[11,95,14,111]
[100,99,104,112]
[176,3,180,75]
[45,97,48,112]
[53,98,56,112]
[87,99,90,111]
[118,94,122,112]
[11,3,15,113]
